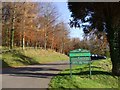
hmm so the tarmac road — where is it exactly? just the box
[1,60,69,88]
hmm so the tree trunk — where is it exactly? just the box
[22,31,25,50]
[10,3,16,49]
[104,5,120,75]
[51,32,54,50]
[10,29,14,49]
[108,39,120,76]
[60,38,64,53]
[8,28,10,50]
[34,42,38,49]
[111,30,120,76]
[44,32,47,50]
[20,32,22,48]
[107,26,120,76]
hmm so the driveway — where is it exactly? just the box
[1,60,69,88]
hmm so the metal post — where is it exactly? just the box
[70,58,72,78]
[89,60,91,78]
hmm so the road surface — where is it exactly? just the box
[1,60,69,88]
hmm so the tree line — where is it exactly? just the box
[1,2,109,56]
[2,2,70,53]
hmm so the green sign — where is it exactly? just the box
[69,49,92,78]
[69,53,91,57]
[71,60,90,64]
[69,49,91,65]
[70,57,90,64]
[71,57,90,61]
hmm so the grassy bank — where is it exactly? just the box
[49,58,118,88]
[1,48,69,68]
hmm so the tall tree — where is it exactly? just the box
[2,2,39,49]
[2,2,24,49]
[17,2,38,49]
[68,2,120,76]
[38,2,59,50]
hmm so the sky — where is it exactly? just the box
[53,2,84,40]
[28,1,84,39]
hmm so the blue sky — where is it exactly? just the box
[53,2,84,40]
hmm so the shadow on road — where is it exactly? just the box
[2,62,69,79]
[38,63,69,65]
[2,60,11,68]
[2,69,113,79]
[2,59,114,80]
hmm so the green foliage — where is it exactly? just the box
[49,59,118,88]
[105,51,110,58]
[68,2,120,76]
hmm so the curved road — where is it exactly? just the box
[2,60,69,88]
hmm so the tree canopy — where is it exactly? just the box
[68,2,120,76]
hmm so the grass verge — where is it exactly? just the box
[49,58,118,88]
[1,48,69,68]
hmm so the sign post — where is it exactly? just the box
[70,58,72,78]
[89,60,91,78]
[69,49,91,78]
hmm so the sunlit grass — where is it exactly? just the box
[1,48,69,68]
[49,58,118,88]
